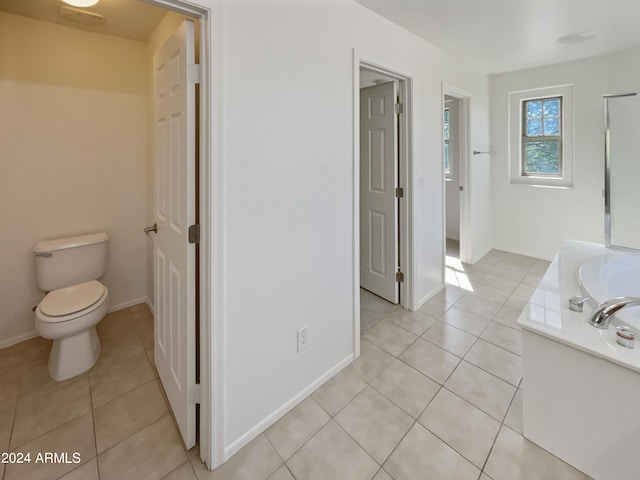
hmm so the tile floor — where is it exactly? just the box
[0,247,592,480]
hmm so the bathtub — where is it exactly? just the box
[518,240,640,480]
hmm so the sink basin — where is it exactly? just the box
[579,251,640,326]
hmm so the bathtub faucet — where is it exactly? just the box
[588,297,640,329]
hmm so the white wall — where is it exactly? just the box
[217,0,491,457]
[490,46,640,260]
[0,12,149,346]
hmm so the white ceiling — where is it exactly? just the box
[0,0,167,42]
[354,0,640,74]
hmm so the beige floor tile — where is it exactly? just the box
[162,461,198,480]
[136,318,155,351]
[0,405,15,453]
[521,273,543,288]
[17,360,88,404]
[505,293,529,312]
[434,285,467,304]
[387,308,436,336]
[0,380,19,412]
[400,338,460,384]
[455,294,503,320]
[5,412,95,480]
[467,283,511,305]
[98,415,187,480]
[94,379,168,453]
[11,377,91,448]
[286,420,378,480]
[445,361,516,421]
[58,459,99,480]
[504,389,523,434]
[464,339,522,386]
[191,435,281,480]
[267,465,295,480]
[419,388,500,468]
[372,469,393,480]
[513,283,536,298]
[493,306,522,330]
[480,321,522,355]
[92,329,146,373]
[480,274,519,294]
[98,308,136,339]
[383,423,480,480]
[363,320,418,357]
[265,397,330,460]
[418,297,453,318]
[335,387,413,463]
[346,339,395,383]
[422,322,477,357]
[370,360,440,418]
[485,426,586,480]
[89,351,155,407]
[441,306,492,336]
[480,474,494,480]
[312,369,366,416]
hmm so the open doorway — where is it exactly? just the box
[442,85,471,290]
[358,63,412,334]
[444,95,461,260]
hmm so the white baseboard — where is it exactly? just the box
[416,285,445,311]
[0,330,38,350]
[223,353,355,462]
[108,297,148,314]
[145,298,155,316]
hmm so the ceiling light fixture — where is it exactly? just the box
[61,0,99,7]
[557,32,597,45]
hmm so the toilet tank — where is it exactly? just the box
[35,232,109,291]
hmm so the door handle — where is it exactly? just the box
[144,223,158,236]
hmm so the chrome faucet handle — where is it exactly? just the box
[589,297,640,329]
[569,295,590,312]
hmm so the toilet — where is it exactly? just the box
[34,232,110,381]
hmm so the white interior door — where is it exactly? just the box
[360,81,399,304]
[153,19,197,448]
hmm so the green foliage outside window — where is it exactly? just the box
[522,97,562,176]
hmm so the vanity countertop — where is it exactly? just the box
[517,239,640,373]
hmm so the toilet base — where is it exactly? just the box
[48,327,101,381]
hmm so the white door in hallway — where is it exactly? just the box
[360,81,399,304]
[153,19,197,448]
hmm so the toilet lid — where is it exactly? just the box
[40,280,105,317]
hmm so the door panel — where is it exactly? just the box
[153,19,196,449]
[360,82,399,304]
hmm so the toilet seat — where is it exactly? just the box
[39,280,107,322]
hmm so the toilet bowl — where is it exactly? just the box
[34,232,110,381]
[35,280,109,381]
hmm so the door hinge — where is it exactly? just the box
[188,224,200,244]
[395,187,404,198]
[189,383,201,405]
[396,271,404,283]
[459,186,464,191]
[188,63,201,84]
[395,103,403,114]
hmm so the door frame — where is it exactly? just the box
[442,83,471,266]
[353,52,414,356]
[140,0,222,469]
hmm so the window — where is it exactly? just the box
[509,85,573,187]
[522,97,562,176]
[443,108,450,175]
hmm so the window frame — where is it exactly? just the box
[508,85,574,188]
[521,96,563,177]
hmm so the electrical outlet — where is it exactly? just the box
[297,325,309,352]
